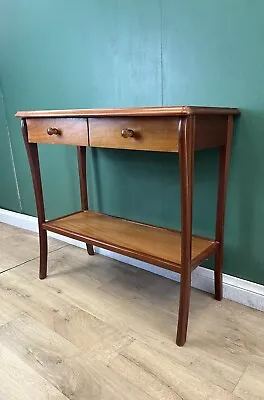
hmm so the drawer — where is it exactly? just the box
[27,118,88,146]
[89,117,179,152]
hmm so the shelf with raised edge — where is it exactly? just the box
[42,210,218,273]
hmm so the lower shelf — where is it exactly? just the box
[43,211,218,273]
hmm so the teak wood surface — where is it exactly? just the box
[77,146,94,256]
[16,105,240,346]
[16,105,240,118]
[89,117,179,152]
[27,117,88,146]
[21,120,48,280]
[42,210,217,273]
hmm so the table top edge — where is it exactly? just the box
[15,106,240,118]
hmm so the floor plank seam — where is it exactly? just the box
[1,223,264,400]
[31,278,105,320]
[119,351,184,399]
[48,243,70,253]
[0,243,70,276]
[21,279,136,362]
[126,337,241,397]
[231,362,250,395]
[106,336,137,367]
[0,256,41,276]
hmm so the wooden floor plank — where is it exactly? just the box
[233,356,264,400]
[190,300,264,364]
[123,334,244,393]
[18,247,211,343]
[0,272,77,329]
[0,270,133,365]
[0,314,152,400]
[0,342,68,400]
[0,296,21,326]
[0,224,263,399]
[0,222,64,272]
[109,340,241,400]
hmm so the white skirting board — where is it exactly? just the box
[0,208,263,312]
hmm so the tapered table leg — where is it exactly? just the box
[215,116,234,300]
[21,119,48,279]
[176,117,195,346]
[77,146,94,256]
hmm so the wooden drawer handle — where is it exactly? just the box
[47,127,61,136]
[121,128,134,138]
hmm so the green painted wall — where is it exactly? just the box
[0,0,263,285]
[0,85,21,211]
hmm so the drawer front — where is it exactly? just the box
[27,118,88,146]
[89,117,179,152]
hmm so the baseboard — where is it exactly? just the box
[1,208,263,312]
[0,208,87,249]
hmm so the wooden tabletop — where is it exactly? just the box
[16,106,240,118]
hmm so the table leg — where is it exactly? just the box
[77,146,94,256]
[215,116,234,300]
[21,119,47,279]
[176,116,195,346]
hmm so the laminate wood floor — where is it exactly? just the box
[0,222,263,400]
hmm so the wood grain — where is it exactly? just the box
[0,314,152,400]
[0,270,132,366]
[22,119,48,279]
[0,342,68,400]
[110,340,238,400]
[27,117,88,146]
[215,116,234,300]
[18,106,240,347]
[0,222,63,273]
[0,272,77,332]
[42,210,217,272]
[194,115,228,150]
[16,106,240,118]
[89,117,179,152]
[233,359,264,400]
[0,297,20,326]
[77,146,94,255]
[1,223,263,399]
[177,116,195,346]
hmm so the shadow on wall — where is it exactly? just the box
[39,144,80,220]
[88,141,219,236]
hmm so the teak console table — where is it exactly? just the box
[16,106,240,346]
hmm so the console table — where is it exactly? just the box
[16,106,240,346]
